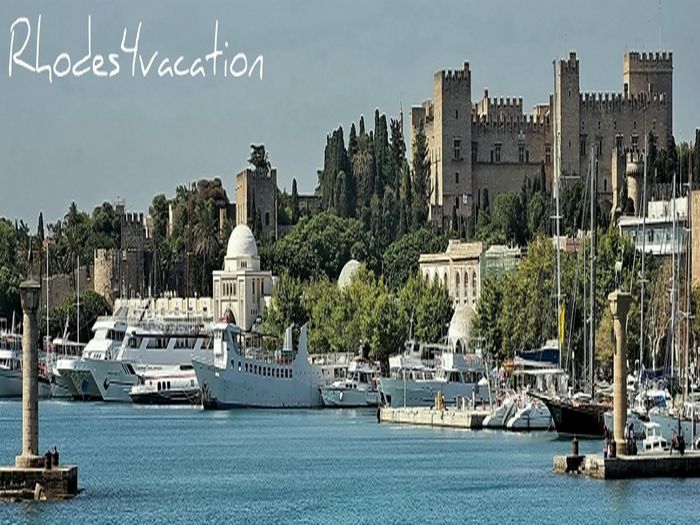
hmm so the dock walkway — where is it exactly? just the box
[379,407,489,429]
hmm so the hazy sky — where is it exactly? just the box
[1,0,698,225]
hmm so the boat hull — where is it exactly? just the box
[320,387,378,407]
[193,358,328,409]
[130,388,201,405]
[536,396,607,438]
[58,363,103,401]
[0,370,51,398]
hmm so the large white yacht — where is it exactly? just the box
[84,323,212,402]
[57,315,128,400]
[46,337,85,398]
[377,340,488,407]
[193,323,352,408]
[320,357,381,407]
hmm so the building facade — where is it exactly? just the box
[212,224,275,330]
[410,51,673,229]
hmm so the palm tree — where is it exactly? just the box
[194,199,219,295]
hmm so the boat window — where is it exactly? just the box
[289,370,293,379]
[125,364,135,375]
[167,381,171,389]
[238,361,242,372]
[157,382,161,391]
[191,380,195,387]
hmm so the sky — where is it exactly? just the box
[1,0,698,226]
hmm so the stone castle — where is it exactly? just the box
[410,51,673,228]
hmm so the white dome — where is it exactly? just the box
[338,259,361,289]
[448,306,474,343]
[226,224,258,259]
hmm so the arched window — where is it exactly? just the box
[444,272,448,287]
[455,273,460,301]
[472,272,478,302]
[464,271,469,304]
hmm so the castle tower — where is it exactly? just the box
[432,62,472,226]
[623,51,673,138]
[235,167,278,241]
[555,52,581,178]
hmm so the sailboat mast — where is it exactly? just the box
[589,147,597,397]
[76,255,80,346]
[553,60,563,369]
[639,136,648,381]
[46,236,49,345]
[684,155,692,403]
[670,172,677,378]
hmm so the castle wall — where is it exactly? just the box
[577,91,668,197]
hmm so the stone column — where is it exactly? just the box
[608,290,632,455]
[16,280,43,468]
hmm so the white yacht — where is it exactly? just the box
[483,391,518,428]
[84,324,212,402]
[377,341,488,407]
[320,357,380,408]
[57,315,128,400]
[0,331,51,398]
[193,323,351,409]
[505,398,553,430]
[46,338,85,399]
[129,365,200,405]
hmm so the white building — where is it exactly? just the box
[619,197,687,256]
[212,224,275,330]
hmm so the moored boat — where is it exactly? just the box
[320,357,380,407]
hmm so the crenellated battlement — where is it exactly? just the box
[471,113,549,132]
[123,212,145,225]
[625,51,673,70]
[436,62,471,82]
[579,90,667,110]
[559,51,579,72]
[485,96,523,111]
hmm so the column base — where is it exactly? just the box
[15,454,44,468]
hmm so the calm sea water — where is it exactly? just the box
[0,401,698,524]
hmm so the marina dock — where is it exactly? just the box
[553,452,700,479]
[379,406,489,429]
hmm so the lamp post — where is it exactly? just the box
[16,280,43,468]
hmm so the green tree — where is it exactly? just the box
[248,144,271,173]
[291,178,300,224]
[472,274,506,361]
[411,126,430,229]
[194,199,219,295]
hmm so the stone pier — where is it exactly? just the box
[0,280,79,501]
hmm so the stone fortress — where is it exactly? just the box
[410,50,673,228]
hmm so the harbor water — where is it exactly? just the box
[1,401,699,524]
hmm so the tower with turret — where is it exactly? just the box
[431,62,473,229]
[556,52,581,178]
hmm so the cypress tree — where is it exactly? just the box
[291,178,300,224]
[411,126,430,229]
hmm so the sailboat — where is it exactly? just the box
[535,72,609,436]
[648,163,700,447]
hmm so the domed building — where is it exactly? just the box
[212,224,275,330]
[337,259,361,289]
